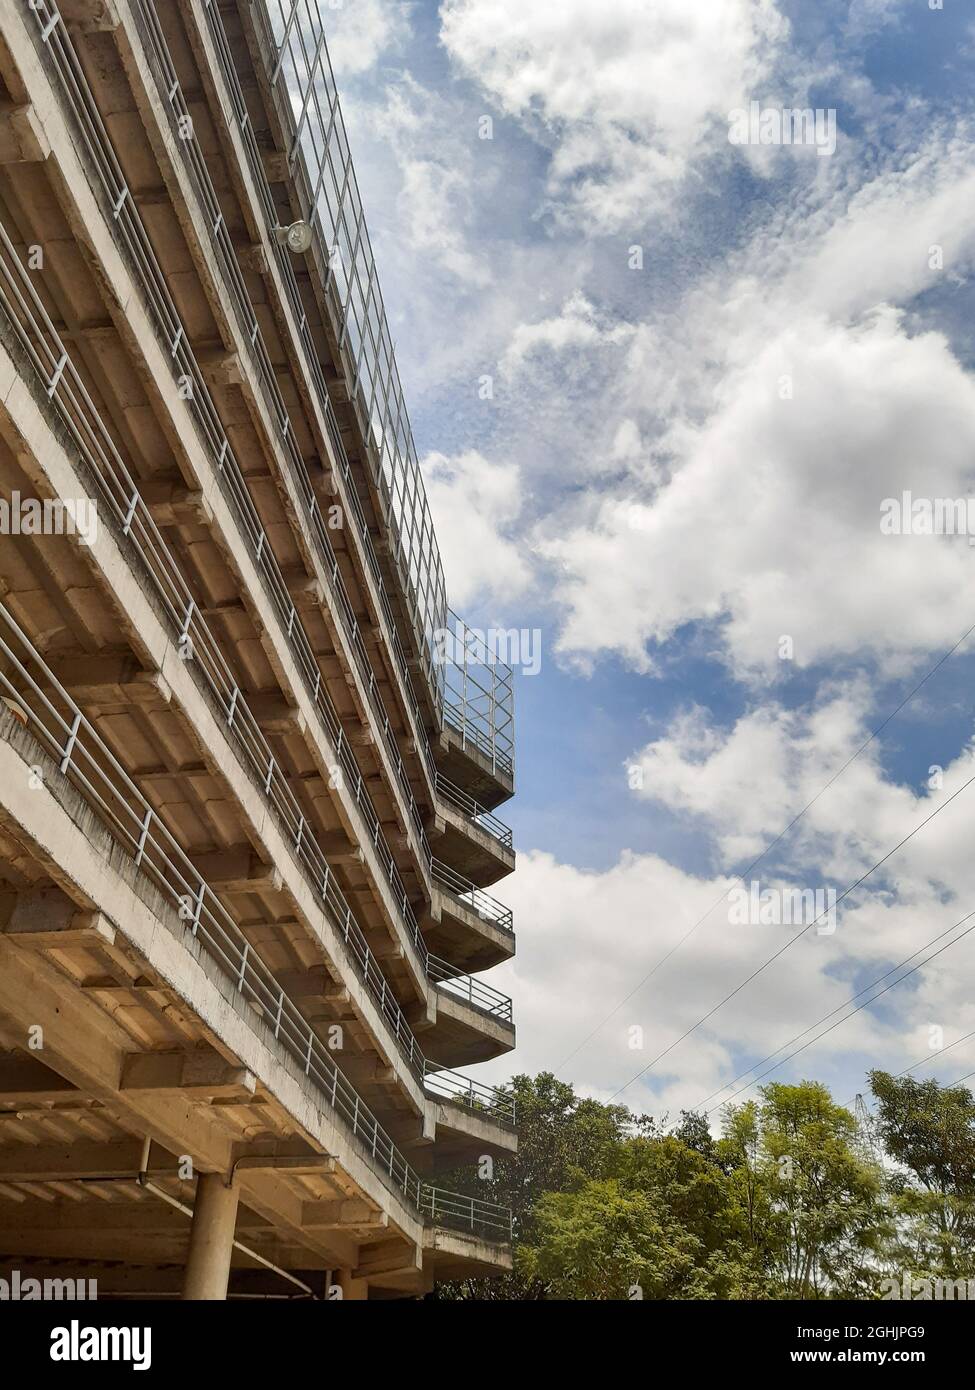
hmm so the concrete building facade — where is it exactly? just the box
[0,0,516,1300]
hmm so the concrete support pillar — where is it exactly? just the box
[337,1269,369,1301]
[182,1173,239,1300]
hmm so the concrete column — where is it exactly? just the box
[182,1173,239,1300]
[337,1269,369,1301]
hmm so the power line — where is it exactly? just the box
[698,908,975,1115]
[691,905,975,1114]
[555,615,975,1075]
[608,765,975,1101]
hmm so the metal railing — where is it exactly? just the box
[427,956,514,1022]
[0,187,511,1123]
[423,1064,516,1128]
[432,860,515,936]
[136,0,440,821]
[249,0,447,706]
[435,774,513,851]
[0,603,510,1240]
[194,0,516,796]
[21,0,514,1013]
[441,611,515,779]
[419,1186,510,1237]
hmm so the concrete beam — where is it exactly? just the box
[231,1145,336,1179]
[187,846,282,895]
[2,895,118,952]
[260,150,290,183]
[0,103,50,164]
[198,349,244,388]
[244,692,304,734]
[0,1140,150,1182]
[57,0,120,31]
[318,831,364,868]
[120,1050,256,1100]
[139,479,214,528]
[0,1055,80,1106]
[301,1198,387,1233]
[41,651,171,708]
[352,1236,420,1280]
[337,1055,396,1087]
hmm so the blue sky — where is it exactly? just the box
[323,0,975,1122]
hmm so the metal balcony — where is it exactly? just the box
[435,773,514,850]
[423,1065,516,1128]
[432,859,515,936]
[427,956,513,1022]
[440,611,515,781]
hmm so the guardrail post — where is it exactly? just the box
[190,882,205,937]
[134,807,153,866]
[58,712,81,774]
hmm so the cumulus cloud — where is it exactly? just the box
[534,132,975,677]
[476,693,975,1113]
[324,0,411,75]
[351,74,491,286]
[501,290,634,376]
[479,837,975,1117]
[545,310,975,675]
[422,449,531,605]
[440,0,788,230]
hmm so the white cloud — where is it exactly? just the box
[479,837,975,1117]
[324,0,411,75]
[422,449,531,605]
[534,132,975,677]
[477,691,975,1113]
[629,684,901,867]
[440,0,788,230]
[348,74,491,286]
[501,290,633,376]
[846,0,910,41]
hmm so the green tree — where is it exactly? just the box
[432,1072,632,1299]
[869,1070,975,1279]
[512,1119,771,1299]
[721,1082,889,1298]
[517,1179,716,1300]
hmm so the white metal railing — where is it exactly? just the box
[423,1064,516,1128]
[432,859,515,935]
[435,774,513,851]
[21,1,514,1019]
[193,0,517,801]
[0,602,510,1240]
[0,198,512,1123]
[441,612,515,779]
[249,0,447,707]
[135,0,440,819]
[426,956,514,1022]
[419,1186,510,1238]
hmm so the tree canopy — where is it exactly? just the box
[433,1069,975,1300]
